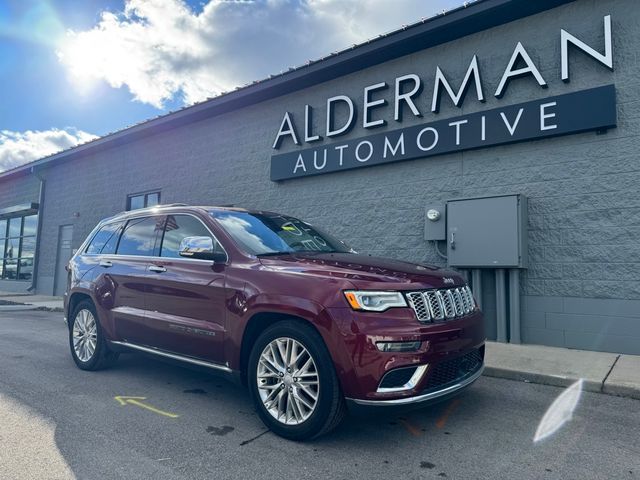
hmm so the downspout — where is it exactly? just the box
[27,167,45,292]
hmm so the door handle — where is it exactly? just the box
[99,260,113,268]
[148,265,167,273]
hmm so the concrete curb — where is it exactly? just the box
[482,367,604,394]
[0,305,40,312]
[483,341,640,401]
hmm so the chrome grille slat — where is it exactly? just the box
[406,292,430,322]
[459,286,470,313]
[426,291,444,321]
[406,285,476,323]
[442,290,456,319]
[452,288,465,316]
[463,286,474,313]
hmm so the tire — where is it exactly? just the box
[248,320,346,440]
[69,299,119,371]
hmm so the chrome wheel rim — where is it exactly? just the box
[72,309,97,362]
[257,337,320,425]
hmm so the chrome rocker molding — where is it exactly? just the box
[349,363,484,406]
[110,340,232,373]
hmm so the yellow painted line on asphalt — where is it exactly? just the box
[114,396,180,418]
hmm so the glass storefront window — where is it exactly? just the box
[0,213,38,281]
[8,217,21,237]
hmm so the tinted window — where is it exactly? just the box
[8,217,21,237]
[210,211,351,256]
[129,195,145,211]
[22,215,38,236]
[146,192,160,207]
[160,215,222,258]
[86,222,124,255]
[117,217,163,256]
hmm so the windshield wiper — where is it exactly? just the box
[256,251,296,257]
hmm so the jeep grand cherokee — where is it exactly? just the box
[65,205,485,440]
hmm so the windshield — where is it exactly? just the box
[210,210,352,256]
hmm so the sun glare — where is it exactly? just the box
[57,35,104,94]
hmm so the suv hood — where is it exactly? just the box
[258,252,465,290]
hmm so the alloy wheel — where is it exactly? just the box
[256,337,320,425]
[72,309,98,362]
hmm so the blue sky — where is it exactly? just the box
[0,0,459,171]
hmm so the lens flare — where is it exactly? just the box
[533,378,583,443]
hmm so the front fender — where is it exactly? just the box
[226,293,344,373]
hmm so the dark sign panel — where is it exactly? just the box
[270,85,616,181]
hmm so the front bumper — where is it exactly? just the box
[347,361,484,407]
[324,306,485,403]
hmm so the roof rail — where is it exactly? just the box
[110,203,191,218]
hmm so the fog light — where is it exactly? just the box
[376,341,421,352]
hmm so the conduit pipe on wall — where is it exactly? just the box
[471,269,482,310]
[495,269,507,343]
[509,269,521,344]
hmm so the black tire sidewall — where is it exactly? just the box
[248,321,340,441]
[69,300,106,370]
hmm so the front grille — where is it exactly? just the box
[406,285,476,322]
[425,348,484,390]
[379,366,417,389]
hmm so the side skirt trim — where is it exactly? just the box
[110,340,232,373]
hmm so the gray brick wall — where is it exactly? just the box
[4,0,638,352]
[0,172,39,209]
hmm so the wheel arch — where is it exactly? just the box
[67,291,94,328]
[238,312,327,386]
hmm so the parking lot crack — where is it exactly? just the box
[601,355,620,392]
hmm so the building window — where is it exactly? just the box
[127,191,160,211]
[0,214,38,281]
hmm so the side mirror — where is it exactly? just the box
[179,236,226,262]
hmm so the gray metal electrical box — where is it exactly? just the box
[424,203,446,241]
[446,194,528,268]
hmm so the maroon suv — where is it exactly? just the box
[65,205,485,440]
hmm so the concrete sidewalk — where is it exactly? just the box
[484,341,640,400]
[0,292,63,311]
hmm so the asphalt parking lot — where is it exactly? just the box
[0,310,639,480]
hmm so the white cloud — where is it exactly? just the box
[0,128,98,172]
[57,0,461,108]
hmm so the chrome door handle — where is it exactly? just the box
[148,265,167,273]
[99,260,113,268]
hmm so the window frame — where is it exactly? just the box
[158,214,226,259]
[115,216,164,257]
[126,190,161,211]
[83,221,125,255]
[81,213,229,264]
[0,213,39,281]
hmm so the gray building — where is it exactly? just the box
[1,0,639,354]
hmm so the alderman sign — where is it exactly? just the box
[270,15,617,181]
[270,85,616,181]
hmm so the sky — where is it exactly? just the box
[0,0,461,172]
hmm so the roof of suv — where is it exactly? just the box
[101,204,263,224]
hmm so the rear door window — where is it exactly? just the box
[85,222,124,255]
[116,217,164,256]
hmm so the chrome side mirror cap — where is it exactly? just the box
[178,236,226,262]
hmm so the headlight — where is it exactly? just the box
[343,291,407,312]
